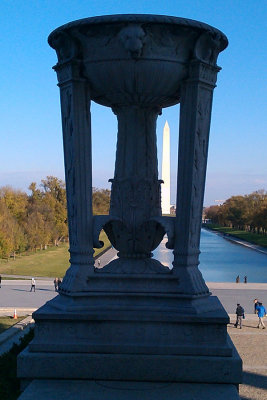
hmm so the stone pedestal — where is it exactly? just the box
[19,380,240,400]
[17,14,241,397]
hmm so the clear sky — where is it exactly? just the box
[0,0,266,206]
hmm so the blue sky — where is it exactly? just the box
[0,0,266,206]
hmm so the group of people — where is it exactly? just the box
[53,277,62,292]
[235,299,266,329]
[235,275,247,283]
[30,277,63,292]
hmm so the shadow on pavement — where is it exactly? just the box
[228,322,259,330]
[242,371,267,390]
[240,371,267,400]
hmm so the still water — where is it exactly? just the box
[153,229,267,283]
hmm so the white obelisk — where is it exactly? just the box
[161,121,171,214]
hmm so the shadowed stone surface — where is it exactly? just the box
[18,381,239,400]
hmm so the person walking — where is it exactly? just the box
[54,277,58,292]
[235,303,244,329]
[30,277,36,292]
[97,259,101,267]
[254,299,259,314]
[236,275,240,283]
[255,302,266,329]
[244,276,247,284]
[57,278,62,290]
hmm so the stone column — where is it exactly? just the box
[173,60,220,295]
[55,60,94,293]
[105,106,164,259]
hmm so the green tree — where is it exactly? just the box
[92,188,110,215]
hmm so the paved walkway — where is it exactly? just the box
[0,280,266,316]
[228,315,267,400]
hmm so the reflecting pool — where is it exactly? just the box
[153,228,267,283]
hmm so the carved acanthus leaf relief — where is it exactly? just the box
[61,87,77,247]
[50,31,79,64]
[194,31,222,66]
[106,177,165,258]
[189,90,212,249]
[198,63,219,85]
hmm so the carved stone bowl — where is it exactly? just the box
[48,14,227,108]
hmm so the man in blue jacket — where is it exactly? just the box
[255,302,266,329]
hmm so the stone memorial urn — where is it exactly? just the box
[18,15,242,393]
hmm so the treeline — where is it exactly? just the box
[0,176,110,259]
[204,190,267,234]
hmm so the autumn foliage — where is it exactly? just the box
[0,176,110,259]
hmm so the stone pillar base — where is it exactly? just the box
[17,294,242,385]
[18,338,241,384]
[18,380,240,400]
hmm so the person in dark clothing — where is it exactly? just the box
[236,275,240,283]
[244,276,247,283]
[54,278,58,292]
[235,303,244,329]
[57,278,62,290]
[30,277,36,292]
[254,299,259,314]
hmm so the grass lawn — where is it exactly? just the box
[0,231,111,277]
[0,317,26,334]
[204,224,267,248]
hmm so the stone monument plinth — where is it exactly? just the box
[18,14,241,395]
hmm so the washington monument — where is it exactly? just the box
[161,121,171,214]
